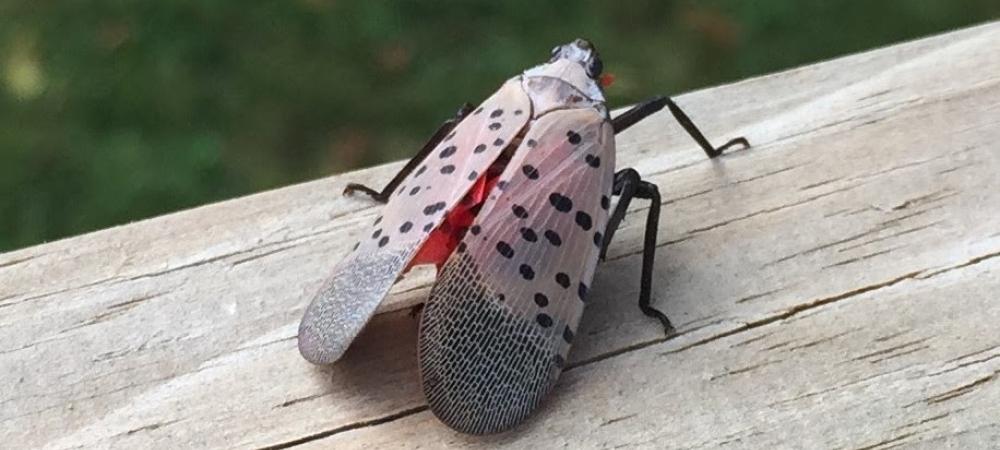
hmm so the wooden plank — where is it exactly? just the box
[2,21,999,449]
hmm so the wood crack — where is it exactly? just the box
[254,405,429,450]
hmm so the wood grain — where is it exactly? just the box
[2,21,999,449]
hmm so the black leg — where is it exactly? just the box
[600,168,674,335]
[344,103,474,203]
[612,96,750,159]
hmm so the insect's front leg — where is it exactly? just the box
[344,103,474,203]
[600,168,674,335]
[612,96,750,158]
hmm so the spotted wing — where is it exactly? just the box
[418,108,615,434]
[298,78,531,365]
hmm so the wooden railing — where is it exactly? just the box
[2,21,999,449]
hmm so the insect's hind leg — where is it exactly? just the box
[344,103,474,203]
[612,96,750,159]
[600,168,673,335]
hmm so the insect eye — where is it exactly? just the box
[587,57,603,78]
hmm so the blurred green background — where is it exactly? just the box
[2,1,998,252]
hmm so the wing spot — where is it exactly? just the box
[520,227,538,242]
[567,130,582,145]
[439,145,457,159]
[563,326,575,343]
[470,225,481,235]
[512,204,529,219]
[578,283,589,302]
[544,230,562,246]
[519,264,535,280]
[378,236,389,247]
[534,293,549,307]
[522,165,540,180]
[536,313,553,328]
[488,122,502,131]
[409,186,421,196]
[526,139,537,148]
[496,241,515,259]
[594,231,603,247]
[514,109,523,116]
[585,154,601,168]
[555,272,570,288]
[601,195,611,210]
[497,180,510,191]
[549,193,573,212]
[372,229,382,239]
[490,108,504,118]
[423,202,446,215]
[576,211,593,230]
[423,222,434,233]
[414,165,427,178]
[440,165,456,174]
[468,170,479,181]
[493,138,505,147]
[473,144,487,154]
[399,221,413,233]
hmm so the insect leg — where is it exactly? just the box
[612,96,750,159]
[600,168,674,335]
[344,103,474,203]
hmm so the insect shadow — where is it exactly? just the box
[322,309,423,397]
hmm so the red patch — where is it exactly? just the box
[408,174,499,269]
[599,73,615,88]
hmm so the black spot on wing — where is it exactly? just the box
[496,241,514,259]
[519,264,535,280]
[548,193,572,212]
[544,230,562,246]
[555,272,570,288]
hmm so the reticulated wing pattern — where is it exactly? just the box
[418,108,615,434]
[298,78,531,364]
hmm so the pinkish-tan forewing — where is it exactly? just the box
[298,78,531,364]
[418,108,615,434]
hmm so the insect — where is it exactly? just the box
[298,39,749,434]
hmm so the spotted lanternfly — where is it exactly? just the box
[298,39,749,434]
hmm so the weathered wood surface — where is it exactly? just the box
[3,22,1000,449]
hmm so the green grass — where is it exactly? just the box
[2,1,998,251]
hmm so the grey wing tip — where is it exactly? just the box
[295,246,415,365]
[297,320,348,365]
